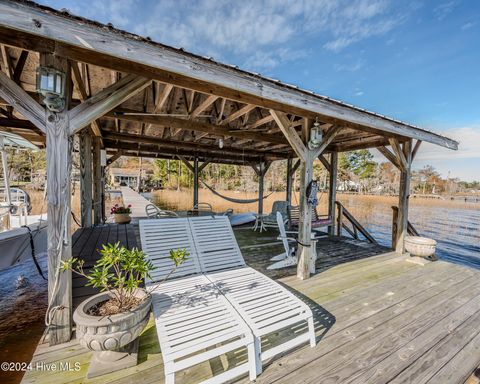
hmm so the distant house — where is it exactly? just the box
[109,168,140,189]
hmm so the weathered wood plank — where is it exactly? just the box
[328,152,337,235]
[396,139,412,253]
[43,53,72,345]
[270,109,306,160]
[0,1,459,149]
[79,128,92,227]
[69,74,151,135]
[0,70,46,132]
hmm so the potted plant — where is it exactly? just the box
[111,204,132,224]
[61,243,188,378]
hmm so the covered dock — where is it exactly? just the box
[0,1,476,383]
[21,227,480,384]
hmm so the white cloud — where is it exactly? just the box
[48,0,405,71]
[461,22,476,31]
[372,126,480,166]
[434,1,458,21]
[414,127,480,161]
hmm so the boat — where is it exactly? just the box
[229,212,256,226]
[0,132,47,271]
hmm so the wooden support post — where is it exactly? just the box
[92,136,102,225]
[336,202,343,237]
[328,152,338,236]
[79,128,92,227]
[285,158,300,206]
[286,158,292,205]
[392,206,398,249]
[193,157,199,207]
[43,54,73,345]
[252,161,270,215]
[297,152,314,280]
[396,140,412,254]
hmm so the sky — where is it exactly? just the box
[37,0,480,181]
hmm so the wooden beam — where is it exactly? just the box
[247,114,274,130]
[297,152,314,280]
[110,110,288,145]
[0,71,45,132]
[0,45,12,78]
[0,5,458,150]
[318,154,330,170]
[106,150,123,166]
[285,158,300,205]
[378,146,401,170]
[177,155,195,173]
[389,138,408,171]
[71,61,102,137]
[198,159,211,172]
[102,131,286,159]
[312,125,343,158]
[92,136,102,225]
[270,110,307,160]
[154,83,173,113]
[43,53,72,345]
[412,140,422,161]
[79,128,92,227]
[396,140,412,254]
[190,94,217,118]
[69,74,151,135]
[328,152,338,236]
[220,103,255,125]
[12,50,28,84]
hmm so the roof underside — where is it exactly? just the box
[0,1,458,165]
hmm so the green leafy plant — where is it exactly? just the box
[61,242,188,314]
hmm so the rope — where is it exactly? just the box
[201,180,274,204]
[22,224,46,280]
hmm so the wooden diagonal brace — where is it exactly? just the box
[312,125,343,158]
[69,74,151,135]
[388,138,408,171]
[270,109,307,160]
[378,146,402,170]
[0,70,45,132]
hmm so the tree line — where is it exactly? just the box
[2,148,478,196]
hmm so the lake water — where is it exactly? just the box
[151,189,480,269]
[0,189,478,383]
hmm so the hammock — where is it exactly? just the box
[201,181,273,204]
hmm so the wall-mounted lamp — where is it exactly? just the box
[308,118,323,150]
[36,66,66,112]
[219,138,224,149]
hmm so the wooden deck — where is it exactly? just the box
[119,187,151,221]
[71,224,137,308]
[21,226,480,384]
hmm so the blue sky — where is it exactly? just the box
[38,0,480,181]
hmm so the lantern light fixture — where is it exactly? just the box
[308,117,323,150]
[219,138,224,149]
[36,66,66,112]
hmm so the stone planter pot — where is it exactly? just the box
[114,213,131,224]
[73,289,151,377]
[405,236,437,258]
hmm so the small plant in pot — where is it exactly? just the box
[61,243,188,378]
[111,204,132,224]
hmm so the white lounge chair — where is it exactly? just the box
[188,216,316,375]
[268,211,319,272]
[140,218,257,384]
[145,203,178,219]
